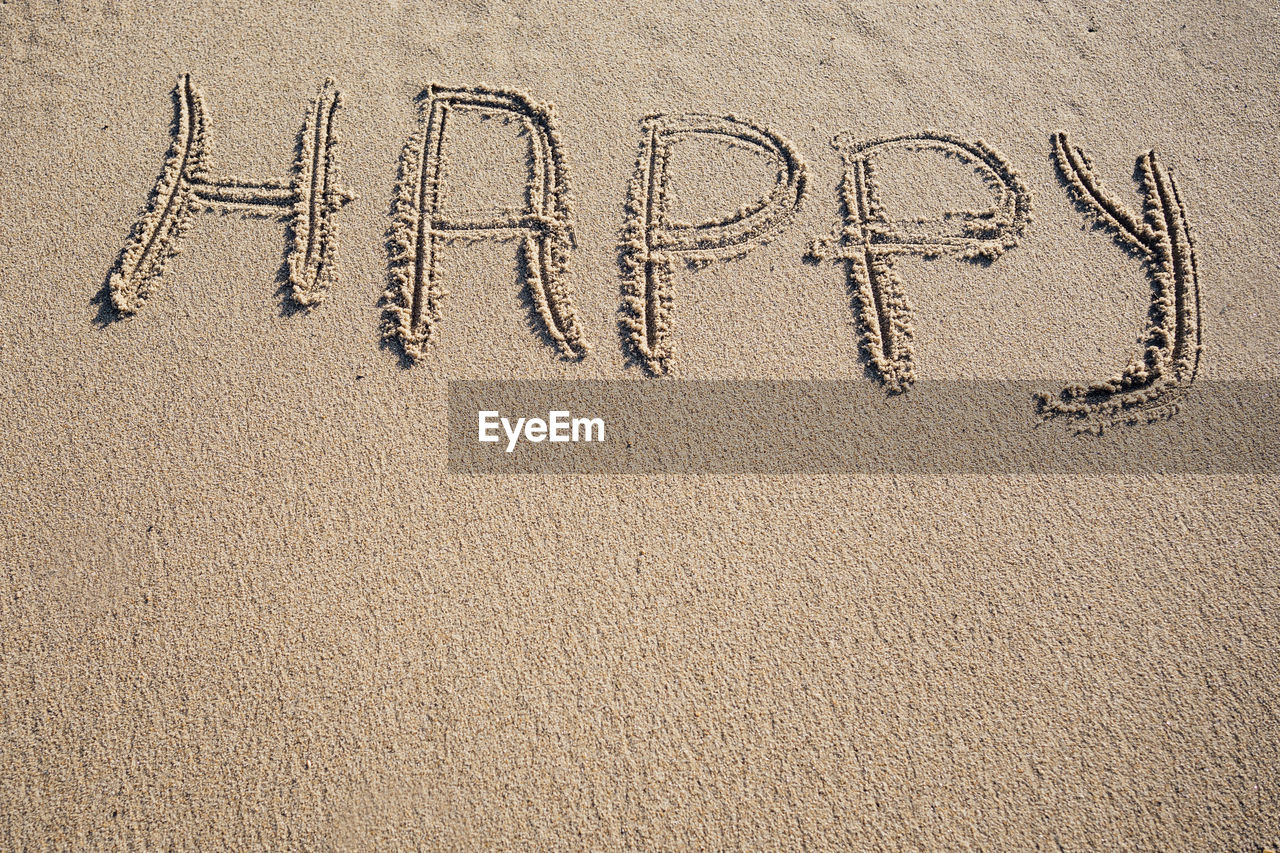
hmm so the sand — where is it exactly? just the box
[1,0,1278,848]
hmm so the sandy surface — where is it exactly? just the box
[1,0,1277,848]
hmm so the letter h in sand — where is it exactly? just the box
[107,75,354,314]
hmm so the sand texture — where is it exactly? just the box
[1,0,1278,849]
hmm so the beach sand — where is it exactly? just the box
[1,0,1277,848]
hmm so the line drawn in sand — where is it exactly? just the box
[384,84,589,363]
[620,113,807,376]
[1035,132,1202,433]
[809,131,1032,392]
[107,75,353,314]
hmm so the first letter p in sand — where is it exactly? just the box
[620,114,807,376]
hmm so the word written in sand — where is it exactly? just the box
[386,84,589,362]
[1033,133,1201,432]
[109,76,353,313]
[809,132,1032,393]
[478,410,605,453]
[620,113,807,375]
[107,77,1202,430]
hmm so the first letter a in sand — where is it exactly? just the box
[384,84,591,363]
[107,76,353,314]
